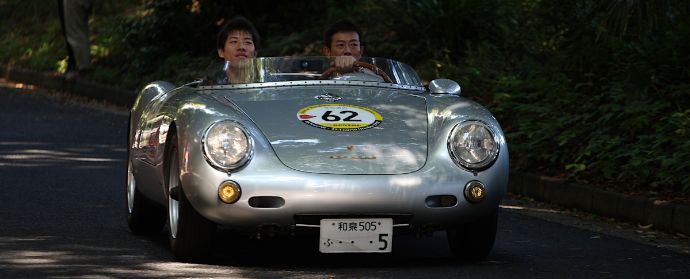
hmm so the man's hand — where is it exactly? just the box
[333,56,357,71]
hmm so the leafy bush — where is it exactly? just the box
[467,0,690,195]
[1,0,688,195]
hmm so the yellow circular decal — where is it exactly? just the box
[297,104,383,131]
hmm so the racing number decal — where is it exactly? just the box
[321,110,361,122]
[297,104,383,131]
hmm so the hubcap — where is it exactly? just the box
[127,160,135,214]
[168,150,180,239]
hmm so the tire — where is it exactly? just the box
[446,209,498,261]
[166,133,216,262]
[126,114,165,235]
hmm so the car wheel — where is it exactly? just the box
[126,117,165,235]
[166,133,216,262]
[446,209,498,261]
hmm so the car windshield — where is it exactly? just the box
[202,56,423,87]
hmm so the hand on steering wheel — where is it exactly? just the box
[319,61,393,83]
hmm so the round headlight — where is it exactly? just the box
[202,120,252,171]
[448,120,499,170]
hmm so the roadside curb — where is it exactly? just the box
[1,64,136,107]
[509,171,690,235]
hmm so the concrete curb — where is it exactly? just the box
[509,172,690,235]
[4,63,689,236]
[1,64,136,107]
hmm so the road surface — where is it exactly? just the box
[1,84,688,278]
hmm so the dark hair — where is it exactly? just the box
[323,19,363,48]
[216,16,261,51]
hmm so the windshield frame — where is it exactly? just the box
[196,56,424,90]
[198,79,425,91]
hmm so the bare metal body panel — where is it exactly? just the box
[128,57,509,235]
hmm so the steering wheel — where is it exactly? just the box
[319,61,393,83]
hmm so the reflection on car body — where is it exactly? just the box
[126,56,509,262]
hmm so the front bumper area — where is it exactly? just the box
[180,167,506,235]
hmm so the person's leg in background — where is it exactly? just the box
[61,0,93,80]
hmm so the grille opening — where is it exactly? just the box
[425,195,457,208]
[248,196,285,208]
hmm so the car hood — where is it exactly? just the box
[221,86,428,174]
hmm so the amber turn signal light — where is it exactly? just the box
[218,180,241,204]
[464,181,486,203]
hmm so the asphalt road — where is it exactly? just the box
[1,84,689,278]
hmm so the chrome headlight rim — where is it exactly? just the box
[201,120,254,172]
[447,120,500,171]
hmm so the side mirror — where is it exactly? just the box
[428,79,461,96]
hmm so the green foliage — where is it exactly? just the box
[0,1,64,69]
[479,0,690,195]
[1,0,688,195]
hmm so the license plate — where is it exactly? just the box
[319,218,393,253]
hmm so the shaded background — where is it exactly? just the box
[1,0,688,203]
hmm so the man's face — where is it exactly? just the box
[217,30,256,64]
[323,31,362,59]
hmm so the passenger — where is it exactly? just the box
[216,16,260,83]
[322,19,364,71]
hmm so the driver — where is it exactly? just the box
[322,19,364,71]
[216,16,260,83]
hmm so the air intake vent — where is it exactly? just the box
[425,195,457,208]
[248,196,285,208]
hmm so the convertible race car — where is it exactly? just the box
[126,56,508,262]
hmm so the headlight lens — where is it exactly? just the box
[448,121,499,170]
[203,120,252,171]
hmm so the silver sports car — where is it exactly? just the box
[126,56,509,262]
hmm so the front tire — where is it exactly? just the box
[446,209,498,261]
[166,133,216,262]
